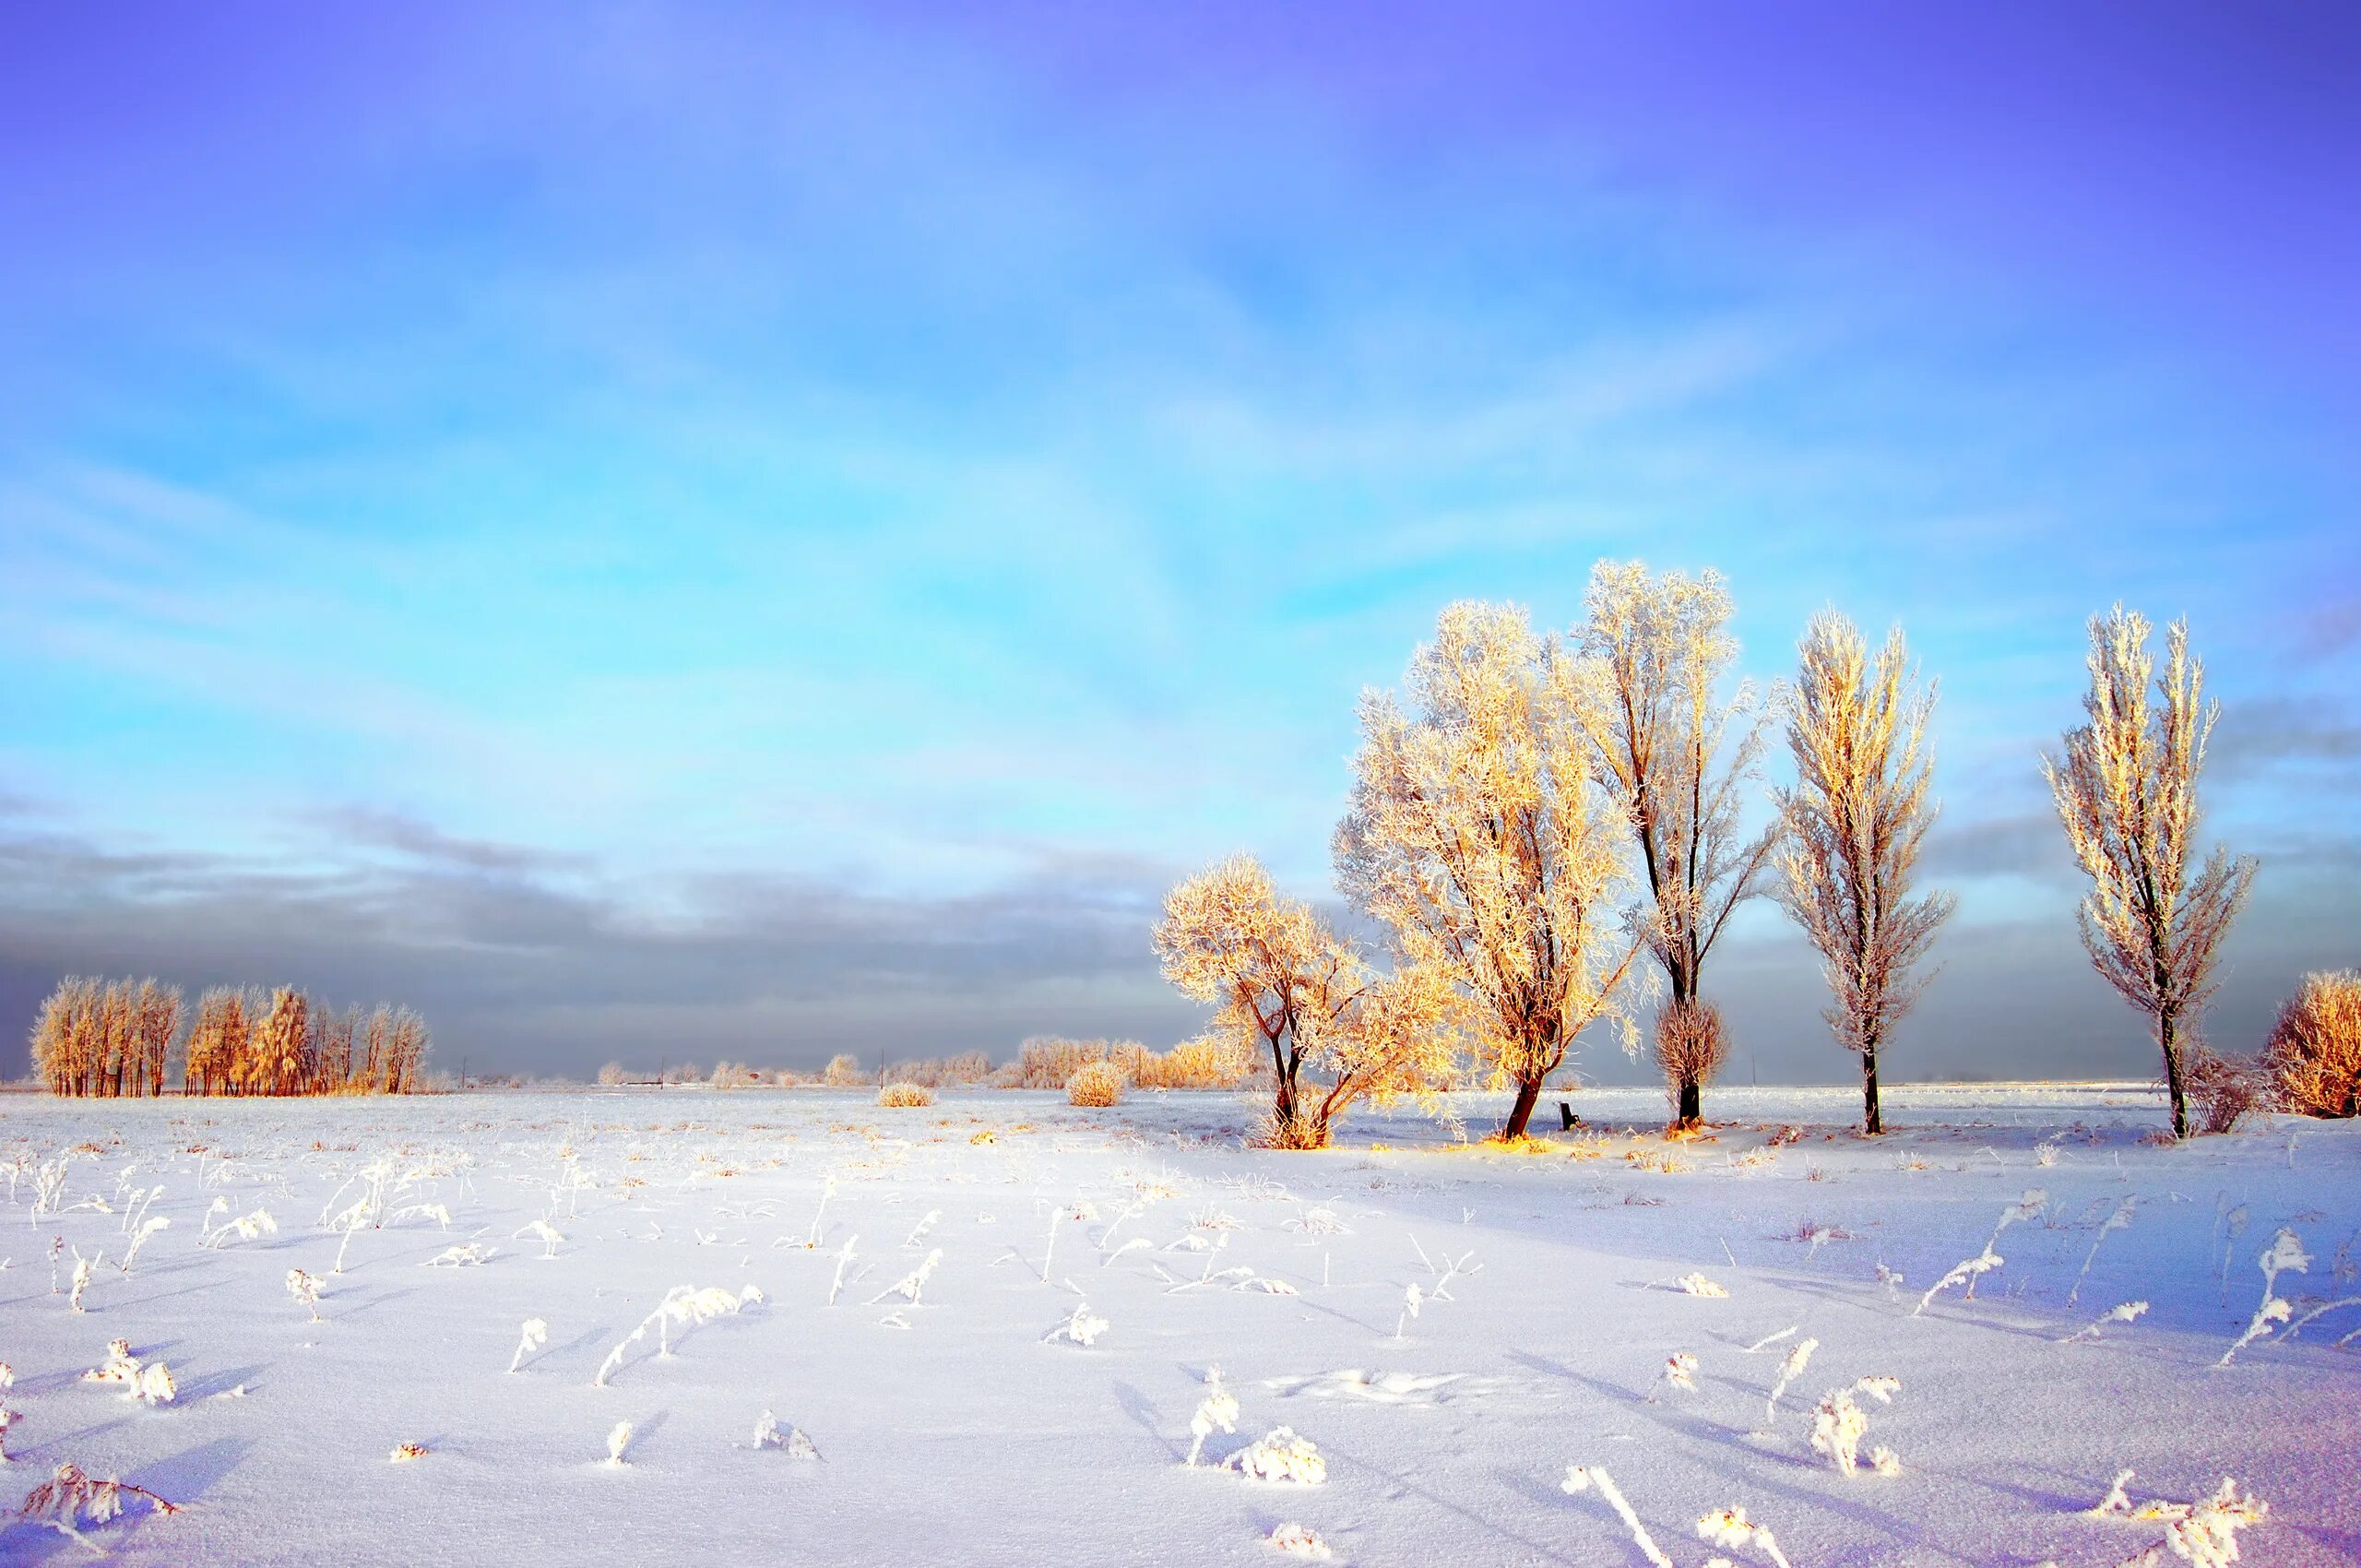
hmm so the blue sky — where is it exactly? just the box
[2,3,2355,1080]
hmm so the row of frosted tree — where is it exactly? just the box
[30,977,433,1097]
[1155,558,2307,1146]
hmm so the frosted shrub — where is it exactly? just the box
[1066,1061,1124,1108]
[508,1318,549,1373]
[285,1268,325,1322]
[1184,1367,1240,1467]
[2261,969,2361,1118]
[200,1202,278,1249]
[2085,1471,2267,1567]
[877,1083,933,1109]
[80,1340,175,1405]
[12,1462,180,1550]
[1809,1377,1901,1477]
[604,1421,633,1467]
[1561,1466,1673,1568]
[1698,1506,1794,1568]
[595,1283,765,1386]
[1228,1426,1326,1485]
[1663,1352,1700,1395]
[1268,1523,1334,1559]
[2218,1229,2308,1366]
[1677,1272,1730,1298]
[1042,1301,1110,1348]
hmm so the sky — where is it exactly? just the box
[2,2,2355,1086]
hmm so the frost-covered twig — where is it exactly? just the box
[1041,1301,1109,1347]
[1808,1376,1901,1477]
[285,1268,325,1323]
[2067,1196,2138,1308]
[1764,1337,1817,1425]
[867,1249,942,1307]
[2059,1300,2148,1344]
[827,1234,859,1307]
[603,1421,632,1466]
[1913,1249,2001,1316]
[1966,1187,2045,1301]
[12,1461,180,1553]
[200,1204,277,1250]
[1561,1466,1673,1568]
[67,1249,99,1313]
[118,1218,168,1277]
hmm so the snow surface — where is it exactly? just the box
[2,1086,2355,1565]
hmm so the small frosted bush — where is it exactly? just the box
[1228,1426,1326,1485]
[2263,969,2361,1118]
[1066,1061,1124,1108]
[877,1083,934,1109]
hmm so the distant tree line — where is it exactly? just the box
[30,977,432,1097]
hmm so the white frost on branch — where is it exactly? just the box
[1561,1466,1673,1568]
[594,1283,765,1386]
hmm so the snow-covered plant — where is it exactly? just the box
[2068,1196,2139,1308]
[67,1248,99,1313]
[2085,1471,2267,1567]
[1663,1353,1699,1395]
[1765,1336,1817,1424]
[12,1461,180,1550]
[388,1443,428,1462]
[1875,1261,1905,1302]
[1268,1523,1333,1559]
[1042,1301,1109,1348]
[2061,1300,2149,1344]
[1228,1426,1326,1485]
[603,1421,632,1467]
[201,1205,277,1249]
[1395,1282,1424,1337]
[1698,1505,1794,1568]
[508,1318,549,1373]
[594,1283,765,1386]
[422,1241,495,1267]
[1913,1249,2002,1316]
[804,1174,836,1249]
[2219,1229,2308,1366]
[46,1237,62,1295]
[0,1403,16,1464]
[903,1209,940,1248]
[1561,1465,1673,1568]
[827,1234,859,1307]
[1039,1202,1097,1285]
[1677,1272,1730,1298]
[390,1202,452,1230]
[1809,1376,1901,1477]
[285,1267,325,1322]
[1742,1325,1798,1353]
[1965,1188,2046,1301]
[119,1217,168,1276]
[868,1249,942,1308]
[80,1340,174,1405]
[1184,1366,1240,1467]
[753,1410,821,1459]
[514,1218,564,1260]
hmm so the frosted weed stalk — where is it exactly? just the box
[1762,1337,1817,1426]
[1183,1366,1240,1467]
[1808,1376,1902,1477]
[1560,1466,1673,1568]
[508,1318,549,1373]
[12,1462,180,1552]
[2083,1470,2267,1566]
[594,1284,765,1386]
[2066,1196,2138,1308]
[1698,1505,1794,1568]
[2218,1229,2308,1366]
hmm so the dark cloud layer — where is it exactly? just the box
[3,801,2353,1086]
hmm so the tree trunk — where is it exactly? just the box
[1675,1075,1702,1129]
[1501,1075,1545,1141]
[2159,1013,2188,1141]
[1861,1047,1882,1135]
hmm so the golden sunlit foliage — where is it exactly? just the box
[33,976,428,1096]
[1155,854,1455,1148]
[1335,601,1651,1142]
[2042,607,2255,1139]
[1774,612,1957,1134]
[1577,563,1777,1128]
[2261,969,2361,1120]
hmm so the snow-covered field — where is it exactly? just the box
[2,1086,2355,1565]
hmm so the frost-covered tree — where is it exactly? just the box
[2042,608,2255,1139]
[2261,970,2361,1119]
[1576,563,1776,1128]
[1154,855,1455,1147]
[1335,601,1651,1141]
[1774,614,1956,1134]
